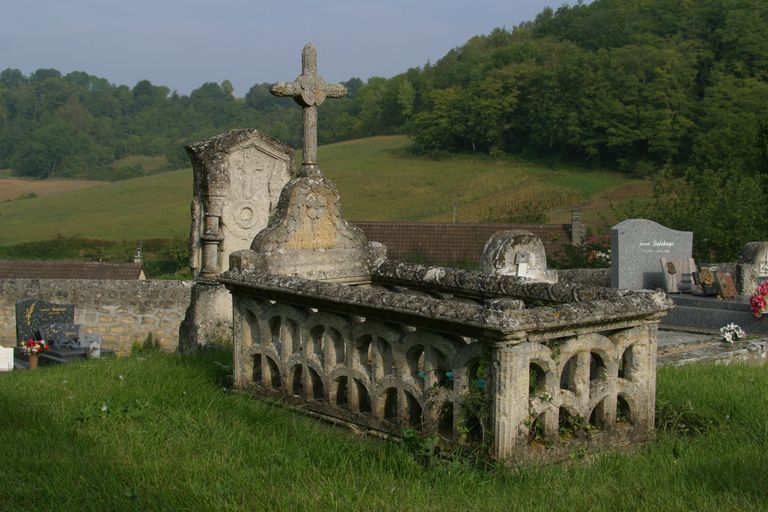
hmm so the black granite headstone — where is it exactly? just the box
[15,299,75,346]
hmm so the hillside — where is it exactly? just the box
[0,136,647,248]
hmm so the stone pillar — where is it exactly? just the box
[490,341,528,460]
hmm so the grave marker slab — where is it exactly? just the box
[611,219,692,290]
[15,299,75,346]
[0,347,13,372]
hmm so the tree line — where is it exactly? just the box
[1,0,766,186]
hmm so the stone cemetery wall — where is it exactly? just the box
[0,279,191,353]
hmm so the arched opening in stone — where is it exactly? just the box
[405,391,422,428]
[328,327,345,365]
[268,317,281,349]
[285,318,300,354]
[438,401,454,439]
[528,413,546,446]
[616,394,633,426]
[354,379,372,413]
[308,325,324,359]
[309,367,325,401]
[433,348,452,388]
[560,355,578,392]
[558,406,586,440]
[291,364,303,396]
[384,388,398,422]
[588,398,607,429]
[245,310,260,346]
[253,354,262,383]
[618,345,635,380]
[373,337,393,381]
[266,356,282,389]
[589,352,607,382]
[335,376,348,408]
[406,345,426,382]
[529,362,546,395]
[467,358,488,392]
[355,335,372,377]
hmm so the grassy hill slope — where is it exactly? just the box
[0,136,647,246]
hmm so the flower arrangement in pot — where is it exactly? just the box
[20,338,49,369]
[750,281,768,318]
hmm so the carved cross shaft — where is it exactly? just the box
[271,44,347,169]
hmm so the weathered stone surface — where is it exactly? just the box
[234,43,381,285]
[220,44,669,462]
[611,219,692,290]
[186,128,294,278]
[181,128,294,351]
[178,282,233,350]
[481,230,557,283]
[271,43,347,166]
[241,173,383,283]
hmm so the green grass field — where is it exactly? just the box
[0,136,646,246]
[0,351,765,511]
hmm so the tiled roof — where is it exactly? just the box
[354,222,573,265]
[0,260,145,280]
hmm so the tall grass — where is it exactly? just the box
[0,353,765,511]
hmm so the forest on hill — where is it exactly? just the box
[1,0,766,182]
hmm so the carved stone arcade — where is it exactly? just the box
[218,44,671,461]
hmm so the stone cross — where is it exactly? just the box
[271,43,347,173]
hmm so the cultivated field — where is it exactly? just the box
[0,136,651,246]
[0,177,106,203]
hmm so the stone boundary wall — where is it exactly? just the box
[0,279,192,353]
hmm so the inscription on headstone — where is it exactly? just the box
[15,299,75,346]
[611,219,693,290]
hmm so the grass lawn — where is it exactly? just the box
[0,351,765,511]
[0,136,647,247]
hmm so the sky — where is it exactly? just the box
[0,0,570,96]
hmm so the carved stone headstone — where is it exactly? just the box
[480,230,557,283]
[15,299,75,346]
[179,129,296,352]
[230,44,385,283]
[611,219,693,290]
[186,128,294,278]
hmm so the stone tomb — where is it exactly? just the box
[179,129,295,351]
[611,219,692,290]
[219,44,671,462]
[481,230,558,283]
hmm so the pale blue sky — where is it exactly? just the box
[0,0,572,96]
